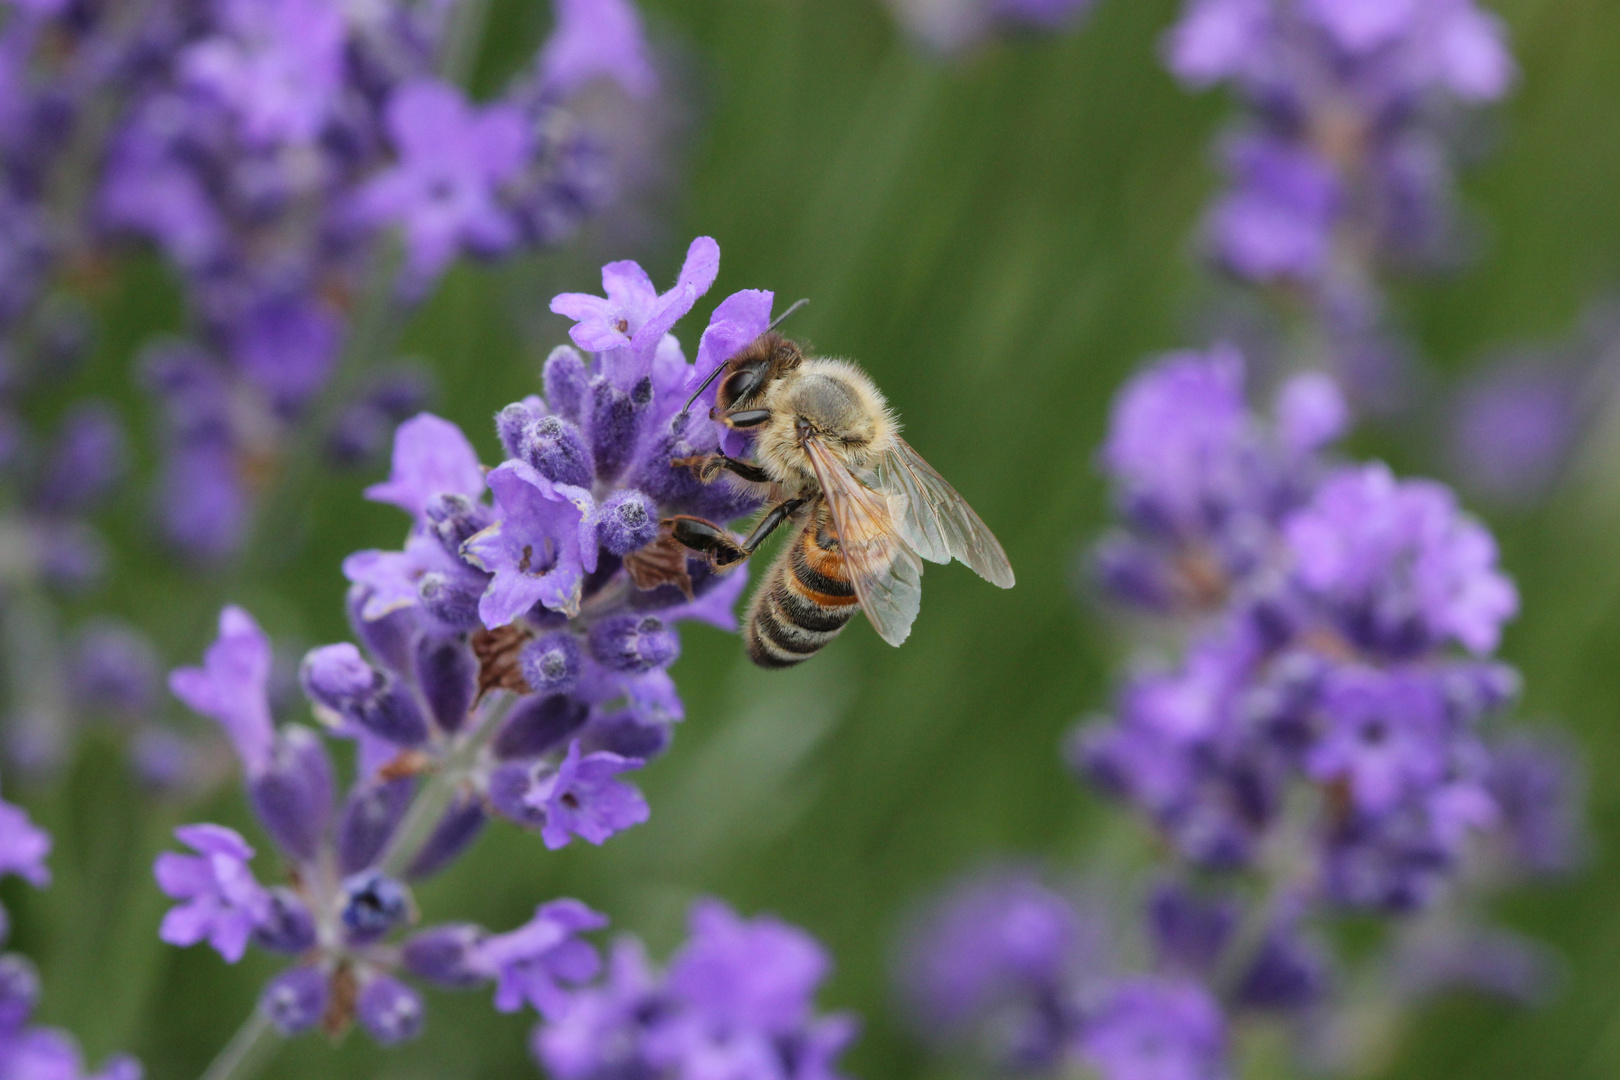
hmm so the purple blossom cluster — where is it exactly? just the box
[0,0,656,563]
[536,898,858,1080]
[153,238,852,1056]
[904,348,1582,1080]
[885,0,1098,54]
[1164,0,1515,402]
[0,786,142,1080]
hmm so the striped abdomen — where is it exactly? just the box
[745,500,859,668]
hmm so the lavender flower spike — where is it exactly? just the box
[535,899,858,1080]
[167,606,275,775]
[0,794,50,888]
[154,824,272,963]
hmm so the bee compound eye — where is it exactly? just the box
[720,367,764,407]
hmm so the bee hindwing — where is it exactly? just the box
[878,437,1015,588]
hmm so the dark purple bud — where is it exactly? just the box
[71,621,159,714]
[543,345,589,422]
[406,792,486,880]
[416,635,476,734]
[300,643,378,713]
[37,521,107,590]
[403,924,489,988]
[494,694,589,760]
[496,402,541,460]
[355,682,430,747]
[248,726,335,862]
[35,401,127,514]
[346,584,419,674]
[252,888,318,954]
[340,872,413,946]
[581,711,671,761]
[0,954,40,1033]
[425,493,493,557]
[1148,884,1234,974]
[519,633,582,697]
[588,376,651,482]
[487,762,546,829]
[357,975,424,1046]
[595,489,659,555]
[418,572,485,632]
[520,414,593,487]
[261,967,329,1036]
[1235,933,1328,1012]
[587,615,679,673]
[337,778,414,875]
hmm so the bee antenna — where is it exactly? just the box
[767,297,810,332]
[677,298,811,419]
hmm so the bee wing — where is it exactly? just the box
[877,437,1015,588]
[802,435,923,647]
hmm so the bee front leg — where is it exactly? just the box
[671,454,772,485]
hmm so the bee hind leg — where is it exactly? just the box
[663,515,750,569]
[664,497,808,571]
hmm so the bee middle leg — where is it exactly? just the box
[671,454,771,485]
[664,497,808,570]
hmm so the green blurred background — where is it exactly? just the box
[10,0,1620,1076]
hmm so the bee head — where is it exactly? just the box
[716,333,804,412]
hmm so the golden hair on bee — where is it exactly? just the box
[752,357,898,488]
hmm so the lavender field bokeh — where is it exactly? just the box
[5,1,1620,1079]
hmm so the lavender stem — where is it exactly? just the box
[378,691,514,879]
[197,1008,280,1080]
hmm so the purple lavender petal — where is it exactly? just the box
[167,606,275,775]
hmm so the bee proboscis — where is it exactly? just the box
[663,331,1014,667]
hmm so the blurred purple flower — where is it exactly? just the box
[472,899,608,1018]
[167,606,275,774]
[153,824,271,963]
[358,80,531,289]
[539,0,657,99]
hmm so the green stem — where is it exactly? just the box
[378,692,513,879]
[1211,786,1320,1000]
[437,0,493,85]
[198,1009,282,1080]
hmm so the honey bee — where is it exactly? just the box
[664,331,1015,667]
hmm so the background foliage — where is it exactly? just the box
[9,0,1620,1076]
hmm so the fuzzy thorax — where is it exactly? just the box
[753,357,898,490]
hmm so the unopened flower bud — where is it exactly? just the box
[357,975,424,1045]
[403,924,489,988]
[520,415,593,487]
[261,967,328,1035]
[340,872,412,946]
[519,633,582,697]
[248,726,334,863]
[253,887,318,954]
[543,346,589,423]
[595,489,659,555]
[588,615,679,673]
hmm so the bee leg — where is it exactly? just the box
[663,497,808,571]
[670,455,772,485]
[721,408,772,429]
[663,516,750,569]
[740,497,808,552]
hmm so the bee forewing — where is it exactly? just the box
[877,437,1015,588]
[802,436,923,647]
